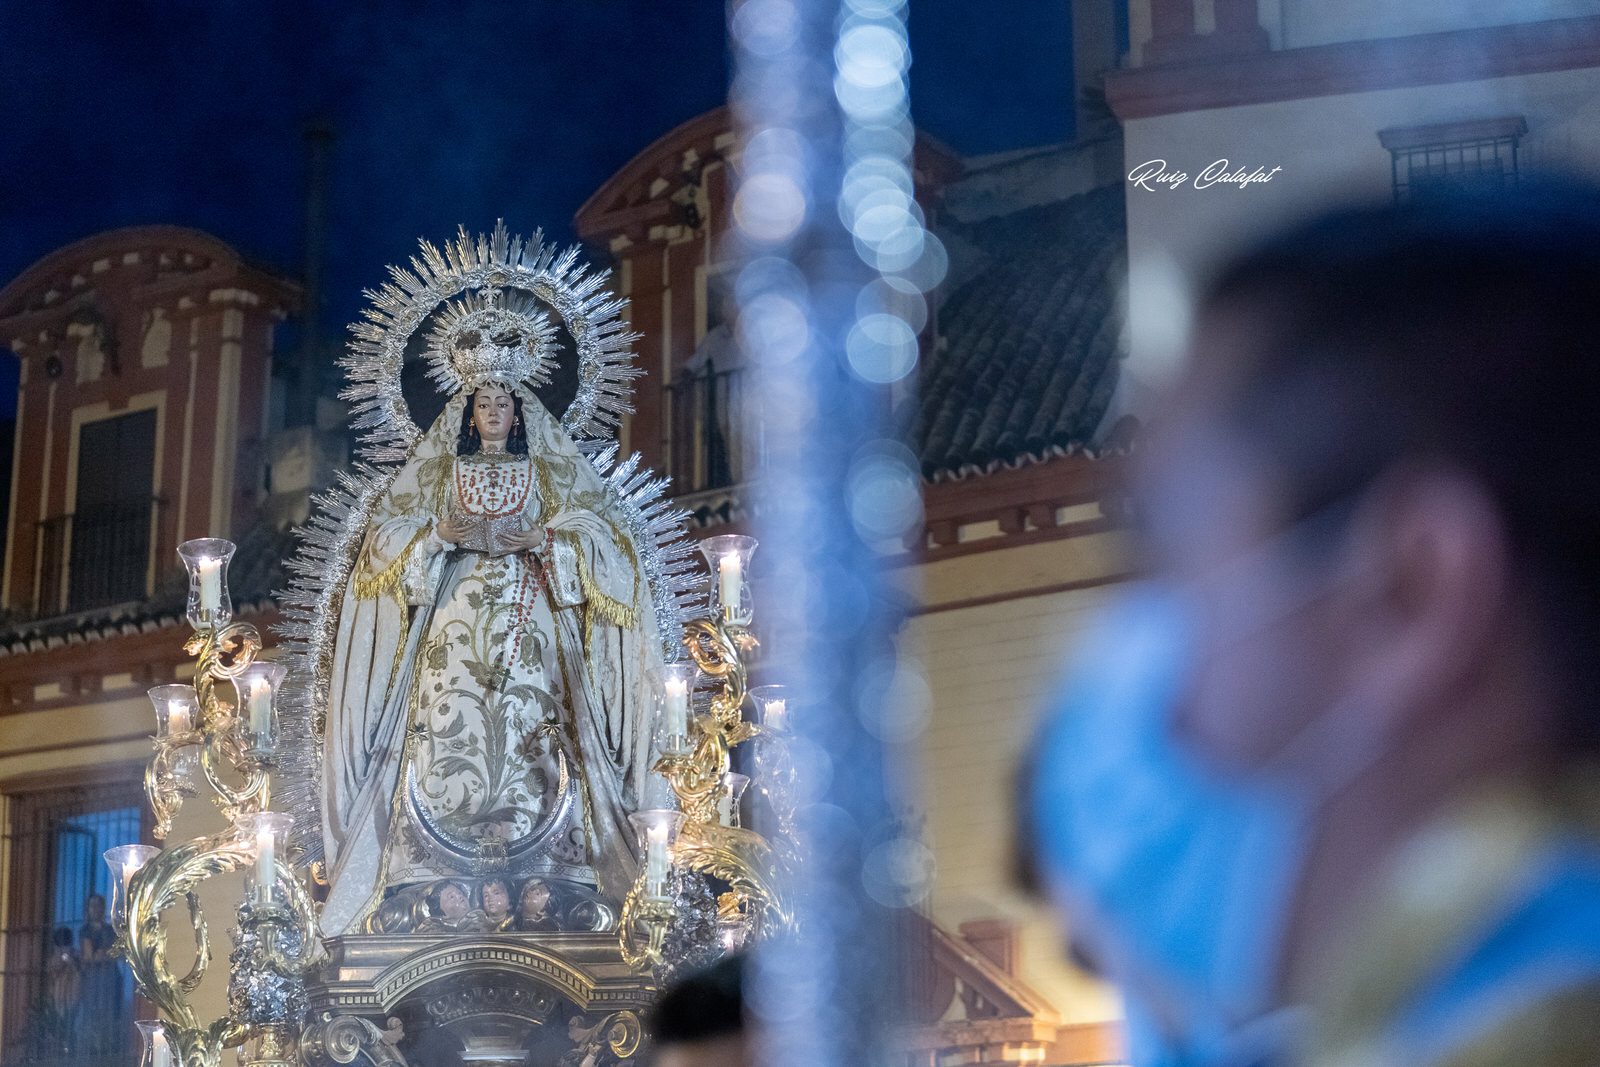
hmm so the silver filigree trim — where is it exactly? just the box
[341,219,641,451]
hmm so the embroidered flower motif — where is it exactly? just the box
[514,730,546,766]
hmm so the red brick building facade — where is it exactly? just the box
[0,227,295,622]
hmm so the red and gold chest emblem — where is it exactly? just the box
[454,455,535,517]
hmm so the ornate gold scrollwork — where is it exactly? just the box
[621,613,790,971]
[149,624,272,833]
[122,828,254,1062]
[673,822,791,930]
[301,1014,410,1066]
[121,618,320,1067]
[618,889,675,971]
[603,1010,644,1058]
[668,619,761,824]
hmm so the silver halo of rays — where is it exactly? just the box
[272,221,705,864]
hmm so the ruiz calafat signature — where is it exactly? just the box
[1128,158,1283,191]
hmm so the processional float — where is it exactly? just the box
[105,225,799,1066]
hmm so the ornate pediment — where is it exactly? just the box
[303,933,650,1066]
[894,914,1123,1067]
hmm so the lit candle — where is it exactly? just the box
[167,699,190,738]
[765,698,787,732]
[718,554,742,618]
[122,860,141,909]
[255,824,275,903]
[248,678,272,743]
[151,1030,173,1067]
[644,823,669,896]
[717,792,733,826]
[196,557,222,614]
[663,676,688,740]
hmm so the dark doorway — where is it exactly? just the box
[67,409,156,612]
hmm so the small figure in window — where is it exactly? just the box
[78,894,122,1053]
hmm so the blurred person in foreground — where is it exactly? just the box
[647,954,748,1066]
[1028,181,1600,1067]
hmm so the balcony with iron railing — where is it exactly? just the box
[33,498,163,620]
[667,361,762,524]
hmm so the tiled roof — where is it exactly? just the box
[916,184,1126,481]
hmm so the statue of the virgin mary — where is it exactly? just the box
[277,227,695,937]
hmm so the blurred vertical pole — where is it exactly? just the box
[730,0,934,1062]
[294,122,334,426]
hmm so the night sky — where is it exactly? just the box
[0,1,1074,417]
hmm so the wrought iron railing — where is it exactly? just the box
[1381,117,1526,203]
[34,498,162,618]
[0,783,145,1067]
[667,362,753,495]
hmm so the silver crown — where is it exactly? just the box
[426,293,556,393]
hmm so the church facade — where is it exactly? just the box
[1109,2,1600,407]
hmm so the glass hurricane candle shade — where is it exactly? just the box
[628,809,687,899]
[137,1020,173,1067]
[149,683,203,790]
[233,662,288,756]
[237,811,293,905]
[720,772,751,828]
[654,662,696,757]
[177,538,236,631]
[103,844,161,926]
[149,683,201,740]
[748,684,790,734]
[698,534,757,625]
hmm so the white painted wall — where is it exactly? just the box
[909,581,1122,1024]
[1130,0,1599,61]
[1118,65,1600,393]
[1281,0,1600,50]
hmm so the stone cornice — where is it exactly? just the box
[913,453,1123,563]
[1108,15,1600,120]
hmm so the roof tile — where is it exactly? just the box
[916,184,1126,480]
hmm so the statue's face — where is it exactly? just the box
[439,884,469,919]
[86,895,105,922]
[520,882,551,917]
[471,385,516,446]
[482,881,510,917]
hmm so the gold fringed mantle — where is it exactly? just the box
[353,524,433,604]
[566,529,641,652]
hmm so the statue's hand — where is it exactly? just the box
[503,527,548,554]
[435,515,471,545]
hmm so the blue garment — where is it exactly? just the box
[1386,839,1600,1063]
[1029,588,1309,1065]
